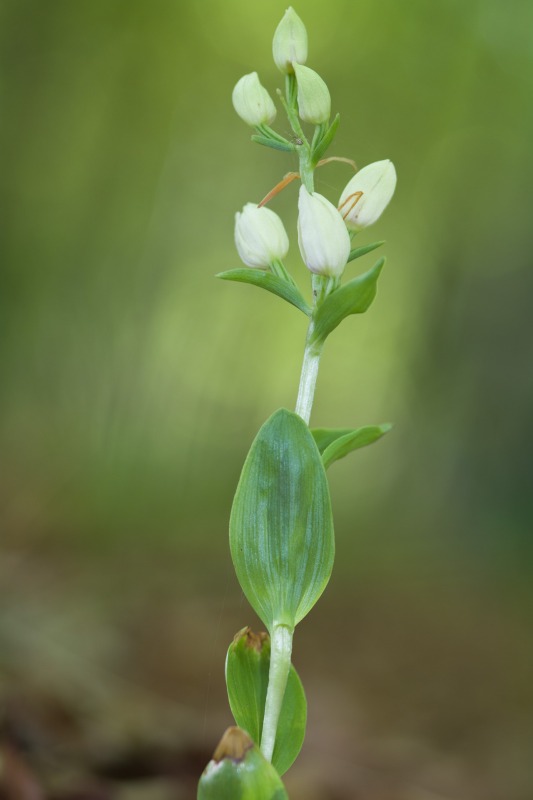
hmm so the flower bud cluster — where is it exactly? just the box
[231,10,397,283]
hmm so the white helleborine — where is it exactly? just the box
[235,203,289,269]
[293,64,331,125]
[338,160,397,230]
[232,72,277,128]
[272,7,308,74]
[298,186,351,277]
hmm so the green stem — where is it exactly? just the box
[298,145,314,193]
[295,321,322,424]
[260,623,293,763]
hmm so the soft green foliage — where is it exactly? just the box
[309,257,385,346]
[217,269,311,315]
[230,408,334,630]
[310,113,340,164]
[348,241,385,263]
[198,729,288,800]
[226,628,307,775]
[320,424,392,470]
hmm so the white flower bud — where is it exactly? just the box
[272,7,308,74]
[297,186,351,277]
[232,72,277,127]
[293,64,331,125]
[338,160,397,230]
[235,203,289,269]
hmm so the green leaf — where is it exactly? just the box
[348,241,384,263]
[319,424,392,469]
[251,134,296,153]
[198,727,288,800]
[311,427,356,454]
[226,627,307,776]
[311,113,340,164]
[230,409,335,630]
[309,257,385,346]
[256,124,295,148]
[217,269,311,316]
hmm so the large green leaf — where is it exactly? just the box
[217,269,311,316]
[309,257,385,346]
[230,408,334,630]
[319,424,391,469]
[226,627,307,776]
[198,727,288,800]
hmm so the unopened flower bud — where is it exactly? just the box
[338,160,397,230]
[297,186,350,277]
[272,7,308,74]
[232,72,277,127]
[235,203,289,269]
[293,64,331,124]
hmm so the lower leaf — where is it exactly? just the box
[226,627,307,776]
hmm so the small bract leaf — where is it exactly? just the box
[311,427,356,454]
[251,134,296,153]
[198,727,288,800]
[347,241,385,263]
[309,257,385,346]
[225,627,307,776]
[230,409,335,630]
[217,269,311,316]
[320,424,391,469]
[311,113,340,165]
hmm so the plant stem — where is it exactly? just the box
[295,322,322,424]
[260,623,293,762]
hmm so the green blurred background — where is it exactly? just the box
[1,1,532,798]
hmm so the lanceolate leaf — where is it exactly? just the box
[251,134,296,153]
[311,113,340,165]
[198,727,288,800]
[217,269,311,316]
[309,257,385,346]
[347,241,384,263]
[320,424,391,469]
[311,427,355,453]
[230,408,334,630]
[226,628,307,776]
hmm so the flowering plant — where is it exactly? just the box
[198,8,397,797]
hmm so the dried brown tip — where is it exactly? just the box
[316,156,358,172]
[213,727,254,762]
[339,190,363,220]
[233,626,269,652]
[258,171,300,207]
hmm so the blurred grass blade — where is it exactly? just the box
[310,257,385,345]
[217,269,311,315]
[198,727,288,799]
[226,627,307,775]
[320,424,392,469]
[230,408,334,629]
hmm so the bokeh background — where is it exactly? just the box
[1,1,533,798]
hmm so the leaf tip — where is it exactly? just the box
[233,626,269,653]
